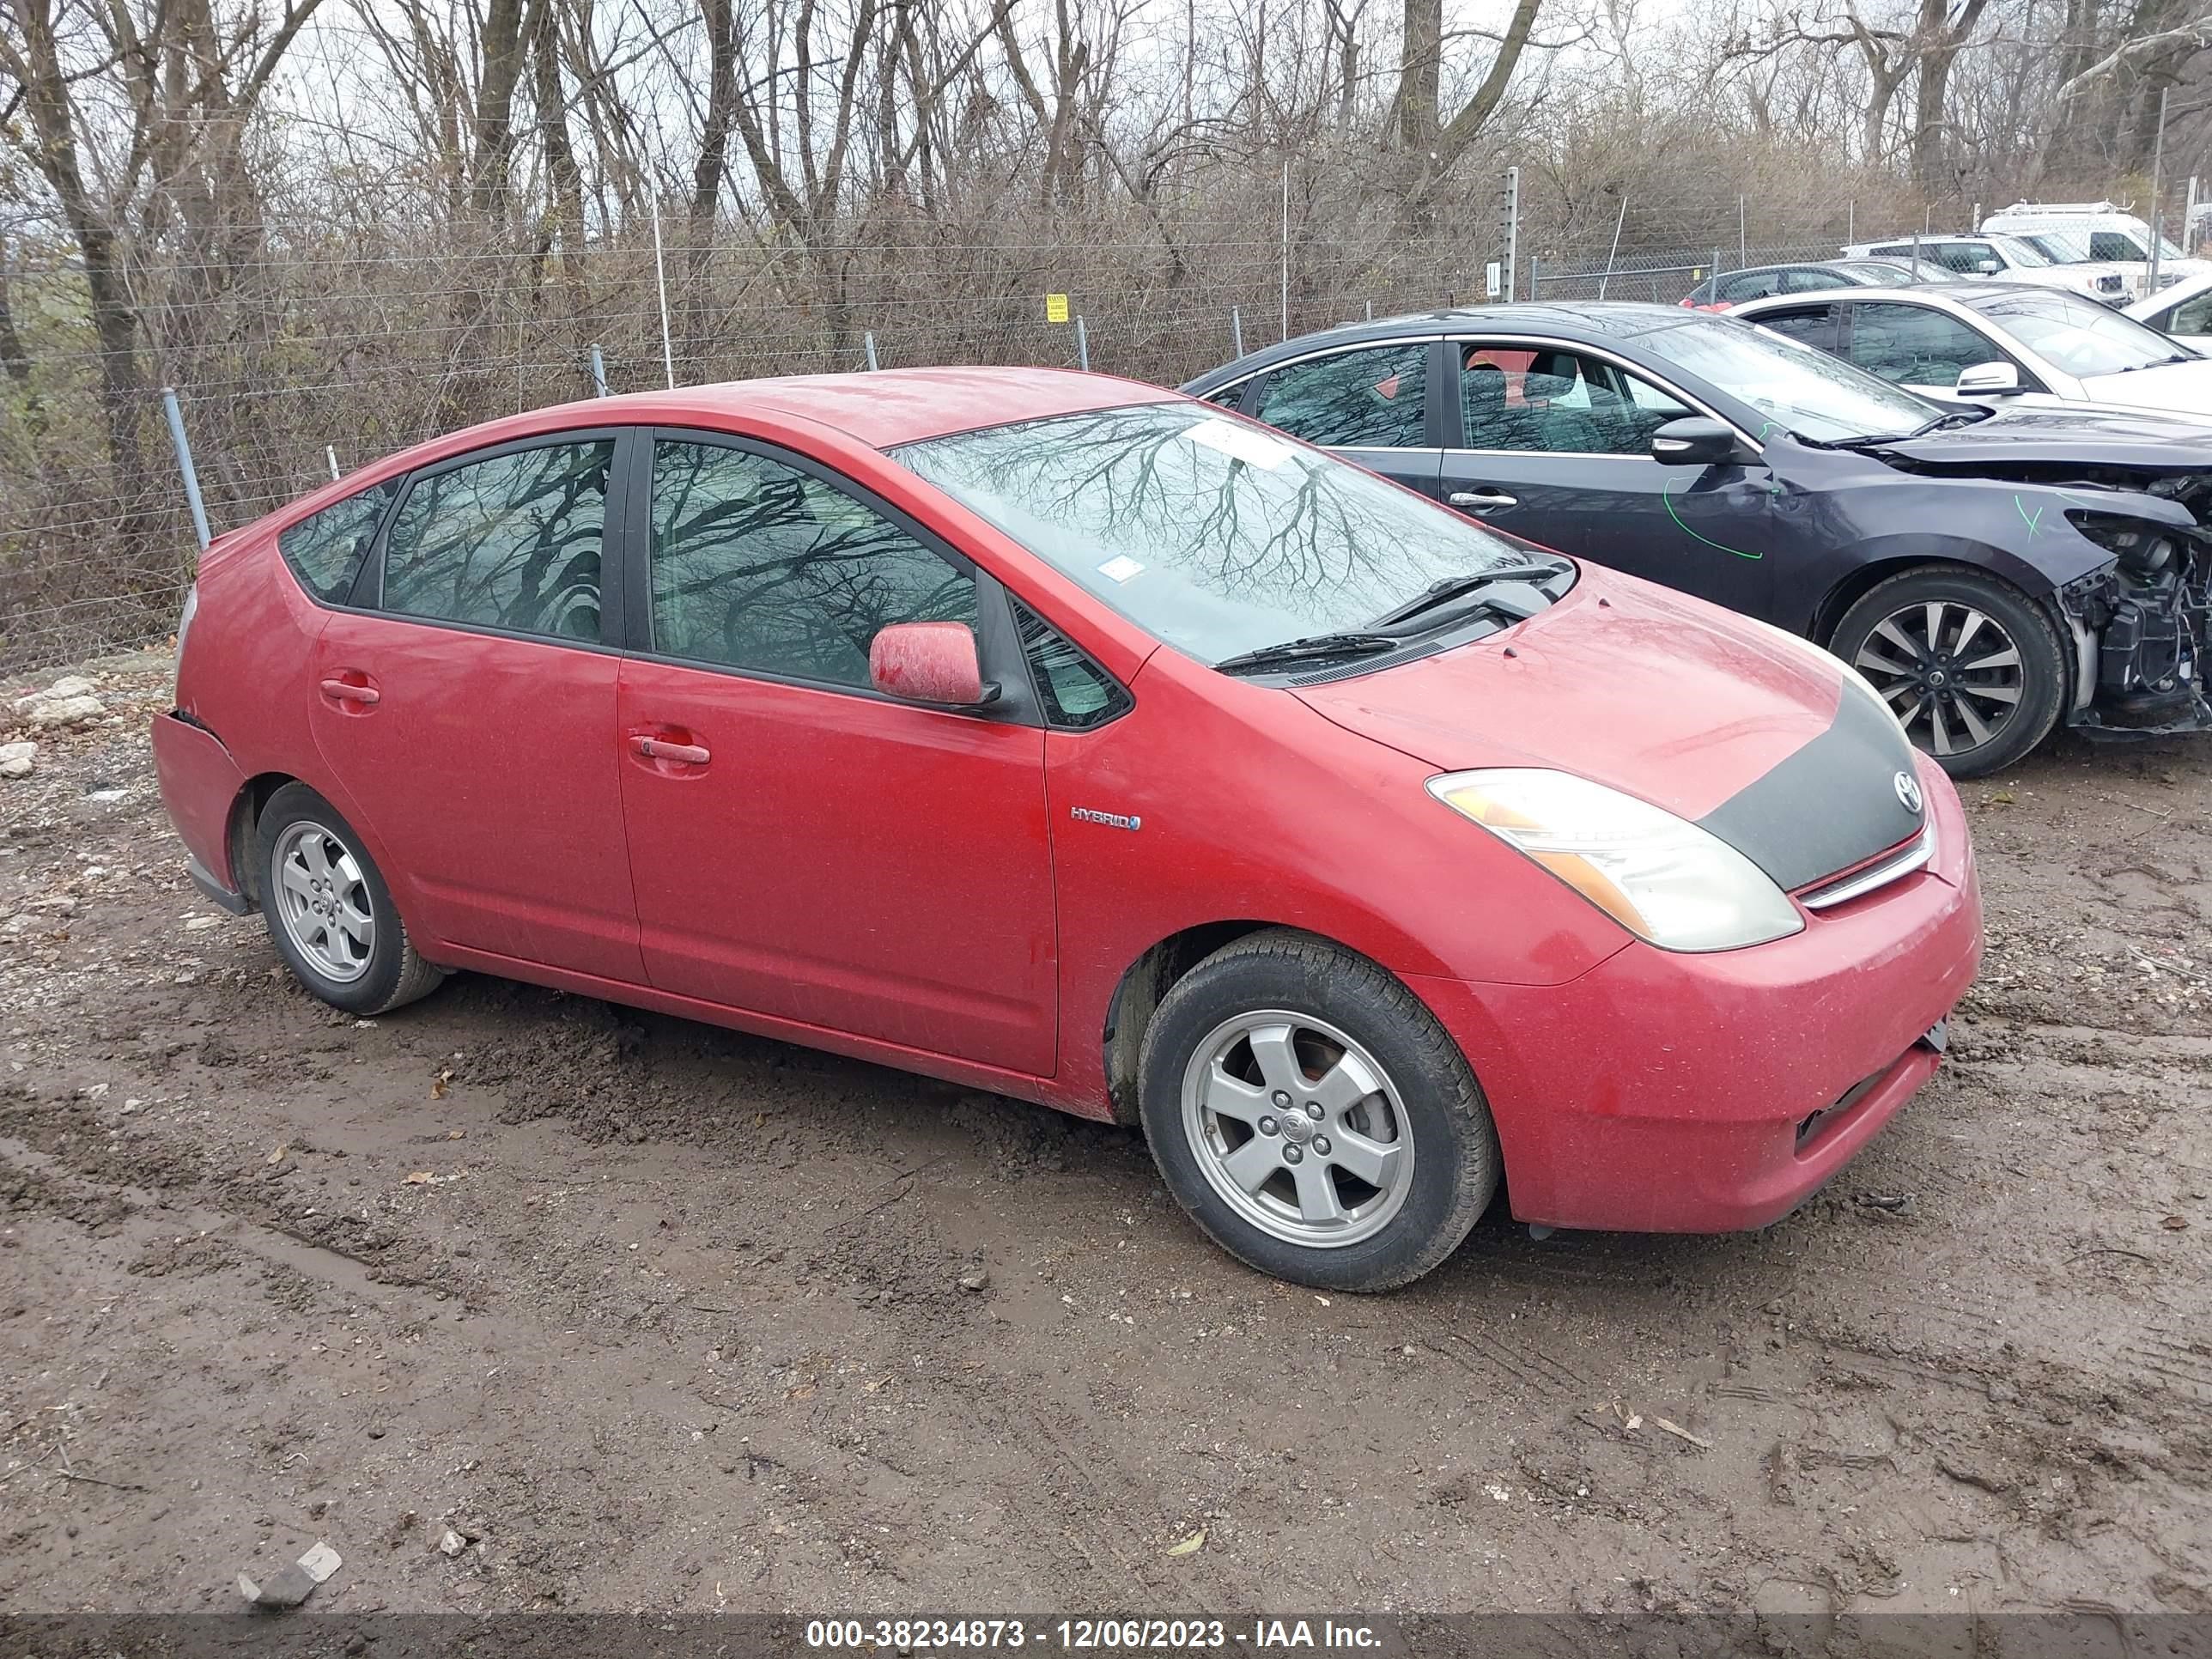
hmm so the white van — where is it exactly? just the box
[1841,232,2139,301]
[1980,202,2212,295]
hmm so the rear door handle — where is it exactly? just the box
[633,736,710,765]
[1449,489,1518,510]
[319,677,380,706]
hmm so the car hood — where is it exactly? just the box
[2075,357,2212,416]
[1863,402,2212,465]
[1294,569,1927,891]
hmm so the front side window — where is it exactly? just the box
[278,479,398,605]
[1844,303,1996,386]
[648,440,974,688]
[2170,290,2212,335]
[1461,344,1691,455]
[1011,599,1129,727]
[894,401,1552,667]
[380,441,611,640]
[1252,343,1429,448]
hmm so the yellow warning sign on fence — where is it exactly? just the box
[1045,293,1070,324]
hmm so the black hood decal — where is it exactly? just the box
[1698,682,1925,890]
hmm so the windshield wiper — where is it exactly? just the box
[1909,407,1992,434]
[2112,353,2196,372]
[1212,633,1407,675]
[1367,563,1565,628]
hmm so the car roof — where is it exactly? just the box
[571,366,1172,448]
[243,367,1178,544]
[1737,282,2039,310]
[1187,301,1742,386]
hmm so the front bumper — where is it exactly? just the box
[1409,752,1982,1233]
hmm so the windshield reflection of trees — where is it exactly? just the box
[651,443,971,684]
[937,407,1509,615]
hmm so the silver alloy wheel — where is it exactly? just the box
[1179,1009,1414,1249]
[1850,599,2025,758]
[272,820,374,984]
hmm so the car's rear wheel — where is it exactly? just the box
[1829,566,2065,778]
[1138,929,1499,1291]
[255,782,445,1015]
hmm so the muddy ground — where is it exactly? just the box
[1,650,2208,1620]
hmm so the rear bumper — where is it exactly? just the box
[151,711,252,910]
[1413,753,1982,1234]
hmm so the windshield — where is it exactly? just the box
[1966,289,2189,375]
[1988,234,2053,267]
[895,403,1550,665]
[1636,316,1937,441]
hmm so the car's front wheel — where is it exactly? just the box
[1138,929,1500,1291]
[255,782,446,1015]
[1829,565,2065,778]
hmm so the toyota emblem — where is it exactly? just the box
[1893,770,1923,815]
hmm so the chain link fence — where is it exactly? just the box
[0,179,2124,675]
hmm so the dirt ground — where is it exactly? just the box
[2,649,2208,1621]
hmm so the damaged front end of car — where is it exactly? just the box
[2053,482,2212,738]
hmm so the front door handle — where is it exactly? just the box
[319,676,380,706]
[633,735,710,765]
[1449,489,1518,511]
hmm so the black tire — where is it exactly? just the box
[1828,565,2066,779]
[1137,928,1500,1291]
[254,782,446,1016]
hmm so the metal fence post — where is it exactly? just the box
[325,446,341,481]
[648,196,677,391]
[161,387,211,553]
[1231,305,1243,357]
[588,343,609,397]
[863,331,880,371]
[1365,301,1374,321]
[1501,166,1521,303]
[1076,315,1091,372]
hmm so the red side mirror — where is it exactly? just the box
[869,621,994,707]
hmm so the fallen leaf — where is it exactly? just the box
[864,1376,892,1394]
[1653,1416,1711,1449]
[1313,1294,1331,1306]
[785,1383,816,1401]
[1165,1529,1206,1556]
[430,1069,450,1100]
[446,1128,465,1140]
[1987,788,2016,805]
[1624,1413,1643,1431]
[404,1171,435,1185]
[266,1144,288,1166]
[2163,1214,2190,1231]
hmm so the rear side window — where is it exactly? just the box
[1011,599,1128,728]
[1753,306,1838,353]
[648,439,975,689]
[1717,272,1782,303]
[380,441,611,641]
[1253,343,1429,447]
[2090,230,2145,261]
[277,480,397,605]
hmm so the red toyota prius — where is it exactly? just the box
[153,368,1980,1290]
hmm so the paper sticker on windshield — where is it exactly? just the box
[1184,416,1293,470]
[1098,555,1145,583]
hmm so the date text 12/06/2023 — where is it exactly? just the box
[802,1618,1392,1652]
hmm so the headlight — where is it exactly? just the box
[2070,512,2179,574]
[1428,769,1804,952]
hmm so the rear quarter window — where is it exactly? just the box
[276,480,398,605]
